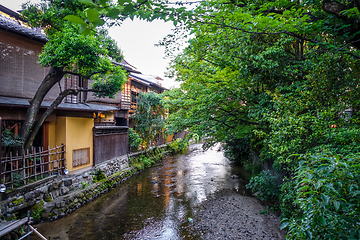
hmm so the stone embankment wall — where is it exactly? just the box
[0,145,169,223]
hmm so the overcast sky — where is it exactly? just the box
[0,0,180,88]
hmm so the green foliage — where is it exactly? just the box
[246,170,282,202]
[282,154,360,239]
[167,138,188,155]
[130,153,159,170]
[1,129,23,148]
[23,0,127,87]
[131,91,166,148]
[81,181,91,189]
[223,138,252,164]
[129,128,143,151]
[67,1,360,237]
[93,169,106,182]
[17,0,127,149]
[13,172,24,188]
[30,201,44,220]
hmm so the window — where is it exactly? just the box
[72,148,90,167]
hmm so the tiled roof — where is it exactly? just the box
[130,73,168,91]
[0,96,118,112]
[0,5,47,42]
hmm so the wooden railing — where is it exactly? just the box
[0,145,66,189]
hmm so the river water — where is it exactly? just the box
[31,143,247,240]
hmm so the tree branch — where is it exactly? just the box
[24,87,97,150]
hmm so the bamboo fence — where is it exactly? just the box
[0,145,66,189]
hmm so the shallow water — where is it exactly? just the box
[31,144,246,240]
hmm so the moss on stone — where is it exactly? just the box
[12,197,24,206]
[43,193,52,202]
[30,201,44,220]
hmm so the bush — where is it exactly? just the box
[13,171,24,188]
[246,170,282,202]
[129,128,142,151]
[281,154,360,239]
[168,138,189,154]
[93,169,106,182]
[223,137,251,164]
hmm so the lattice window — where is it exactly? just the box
[121,80,131,109]
[72,148,90,167]
[64,75,79,103]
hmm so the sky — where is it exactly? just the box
[0,0,181,88]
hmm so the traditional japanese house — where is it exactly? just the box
[0,5,117,176]
[0,4,169,182]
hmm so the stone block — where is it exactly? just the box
[52,189,60,199]
[43,193,52,202]
[60,187,69,196]
[53,179,63,189]
[52,208,60,215]
[40,186,49,194]
[43,202,55,213]
[63,178,73,187]
[24,192,35,202]
[34,190,41,198]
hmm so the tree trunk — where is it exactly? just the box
[24,88,78,150]
[19,67,65,149]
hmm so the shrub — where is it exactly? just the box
[223,137,251,164]
[246,170,282,202]
[281,154,360,239]
[93,169,106,182]
[13,171,24,188]
[168,138,189,154]
[129,128,142,151]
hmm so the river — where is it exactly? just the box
[30,144,250,240]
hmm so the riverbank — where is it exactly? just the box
[0,143,179,240]
[186,189,285,239]
[25,142,284,240]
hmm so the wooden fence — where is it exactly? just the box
[0,145,66,189]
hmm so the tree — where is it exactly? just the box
[131,91,166,148]
[18,0,127,150]
[160,2,360,237]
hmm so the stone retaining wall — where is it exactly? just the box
[0,145,169,223]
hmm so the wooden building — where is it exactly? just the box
[0,5,166,177]
[0,4,168,174]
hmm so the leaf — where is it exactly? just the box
[64,15,86,25]
[118,0,131,6]
[106,8,120,19]
[280,221,289,230]
[319,215,326,226]
[123,3,135,15]
[79,23,91,35]
[87,8,100,23]
[333,201,340,211]
[79,0,95,6]
[99,0,108,6]
[92,18,105,26]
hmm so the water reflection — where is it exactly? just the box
[31,144,244,240]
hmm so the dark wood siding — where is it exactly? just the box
[0,29,61,101]
[93,127,128,165]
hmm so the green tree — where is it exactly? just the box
[68,1,360,237]
[131,91,166,148]
[160,2,360,237]
[18,0,127,150]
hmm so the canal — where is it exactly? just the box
[31,144,248,240]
